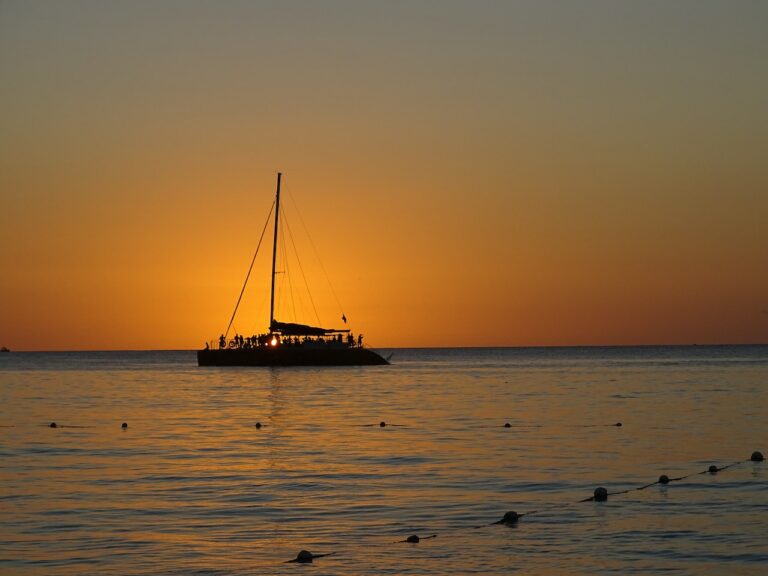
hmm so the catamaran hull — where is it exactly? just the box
[197,347,389,366]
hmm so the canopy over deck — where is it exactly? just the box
[270,320,350,336]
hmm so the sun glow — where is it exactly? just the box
[1,3,767,351]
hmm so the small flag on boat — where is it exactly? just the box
[342,314,347,324]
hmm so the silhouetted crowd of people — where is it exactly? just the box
[208,332,363,350]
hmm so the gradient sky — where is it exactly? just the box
[1,0,766,350]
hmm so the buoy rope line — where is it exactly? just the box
[578,457,759,502]
[358,421,623,429]
[31,420,611,429]
[280,450,764,563]
[38,419,622,430]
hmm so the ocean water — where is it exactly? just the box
[0,346,766,575]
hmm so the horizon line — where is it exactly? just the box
[3,342,767,353]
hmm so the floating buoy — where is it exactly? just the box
[293,550,313,563]
[658,474,670,484]
[593,487,608,501]
[708,465,718,474]
[750,451,764,462]
[255,422,262,429]
[504,422,511,428]
[398,533,436,544]
[500,511,520,525]
[49,422,57,428]
[379,421,386,427]
[287,549,334,563]
[121,422,128,429]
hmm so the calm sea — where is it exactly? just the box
[1,346,766,575]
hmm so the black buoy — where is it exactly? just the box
[659,474,670,484]
[286,549,335,563]
[49,422,57,428]
[379,421,386,427]
[501,511,520,525]
[593,487,608,501]
[615,422,622,427]
[708,465,719,474]
[750,451,764,462]
[504,422,511,428]
[294,550,313,563]
[406,534,419,543]
[121,422,128,429]
[254,422,262,429]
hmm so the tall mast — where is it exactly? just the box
[269,172,281,331]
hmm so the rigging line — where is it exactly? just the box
[275,211,288,321]
[285,188,346,320]
[282,206,297,323]
[286,254,296,324]
[277,208,292,322]
[224,202,275,339]
[283,206,322,326]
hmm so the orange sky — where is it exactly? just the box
[1,1,766,350]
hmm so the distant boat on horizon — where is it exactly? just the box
[197,173,389,367]
[0,346,9,353]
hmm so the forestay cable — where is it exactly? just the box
[224,202,275,339]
